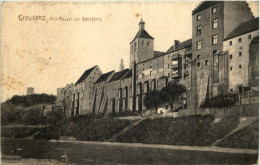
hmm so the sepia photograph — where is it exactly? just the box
[0,1,259,164]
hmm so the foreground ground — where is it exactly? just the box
[1,138,258,165]
[2,114,258,149]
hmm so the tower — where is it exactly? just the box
[119,58,124,71]
[129,17,154,68]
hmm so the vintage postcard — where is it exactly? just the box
[1,1,259,164]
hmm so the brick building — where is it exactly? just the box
[56,1,257,117]
[191,1,254,107]
[223,18,259,93]
[71,65,102,115]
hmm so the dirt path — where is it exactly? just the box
[108,118,147,142]
[212,117,259,146]
[49,139,258,155]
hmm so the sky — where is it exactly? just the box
[1,1,259,102]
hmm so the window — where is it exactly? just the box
[197,62,200,68]
[168,73,170,78]
[197,55,201,59]
[238,38,242,43]
[197,25,201,35]
[239,65,242,69]
[147,41,150,46]
[150,71,152,76]
[205,60,209,66]
[142,40,144,45]
[197,14,201,21]
[239,52,242,56]
[230,67,232,70]
[230,54,232,59]
[248,35,251,39]
[134,42,136,48]
[213,50,217,55]
[229,41,232,46]
[212,35,218,45]
[213,18,218,29]
[212,6,217,14]
[168,64,170,68]
[230,89,233,92]
[197,41,201,50]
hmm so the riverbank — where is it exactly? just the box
[2,137,258,165]
[2,114,258,149]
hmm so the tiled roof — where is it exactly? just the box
[154,51,165,57]
[166,39,192,53]
[121,69,132,80]
[192,1,219,15]
[250,36,259,46]
[176,39,192,51]
[108,69,129,83]
[224,18,259,41]
[130,29,154,43]
[75,66,97,85]
[94,70,114,84]
[166,45,175,54]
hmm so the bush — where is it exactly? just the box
[22,108,45,125]
[45,109,65,126]
[1,102,25,125]
[9,94,56,107]
[200,93,239,108]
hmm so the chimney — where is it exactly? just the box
[174,40,180,50]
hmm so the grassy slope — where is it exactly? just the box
[116,115,240,146]
[217,120,259,149]
[35,116,132,141]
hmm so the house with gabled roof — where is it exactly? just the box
[91,70,115,114]
[106,69,129,114]
[71,65,102,115]
[222,17,259,93]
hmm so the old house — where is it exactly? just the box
[71,65,102,115]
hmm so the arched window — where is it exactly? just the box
[147,41,150,46]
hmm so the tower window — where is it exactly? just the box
[205,60,209,66]
[248,35,252,39]
[229,41,232,46]
[212,6,217,14]
[197,62,201,68]
[230,89,233,92]
[197,41,201,50]
[230,67,232,70]
[239,65,242,69]
[142,40,144,45]
[197,25,201,35]
[238,38,242,43]
[230,54,232,59]
[197,14,201,21]
[239,52,242,56]
[213,18,218,29]
[147,41,150,46]
[134,42,136,48]
[212,35,218,45]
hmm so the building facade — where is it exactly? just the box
[191,1,254,107]
[55,1,258,117]
[223,18,259,93]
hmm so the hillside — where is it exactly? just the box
[1,94,56,125]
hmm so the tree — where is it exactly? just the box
[161,80,186,112]
[144,90,163,112]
